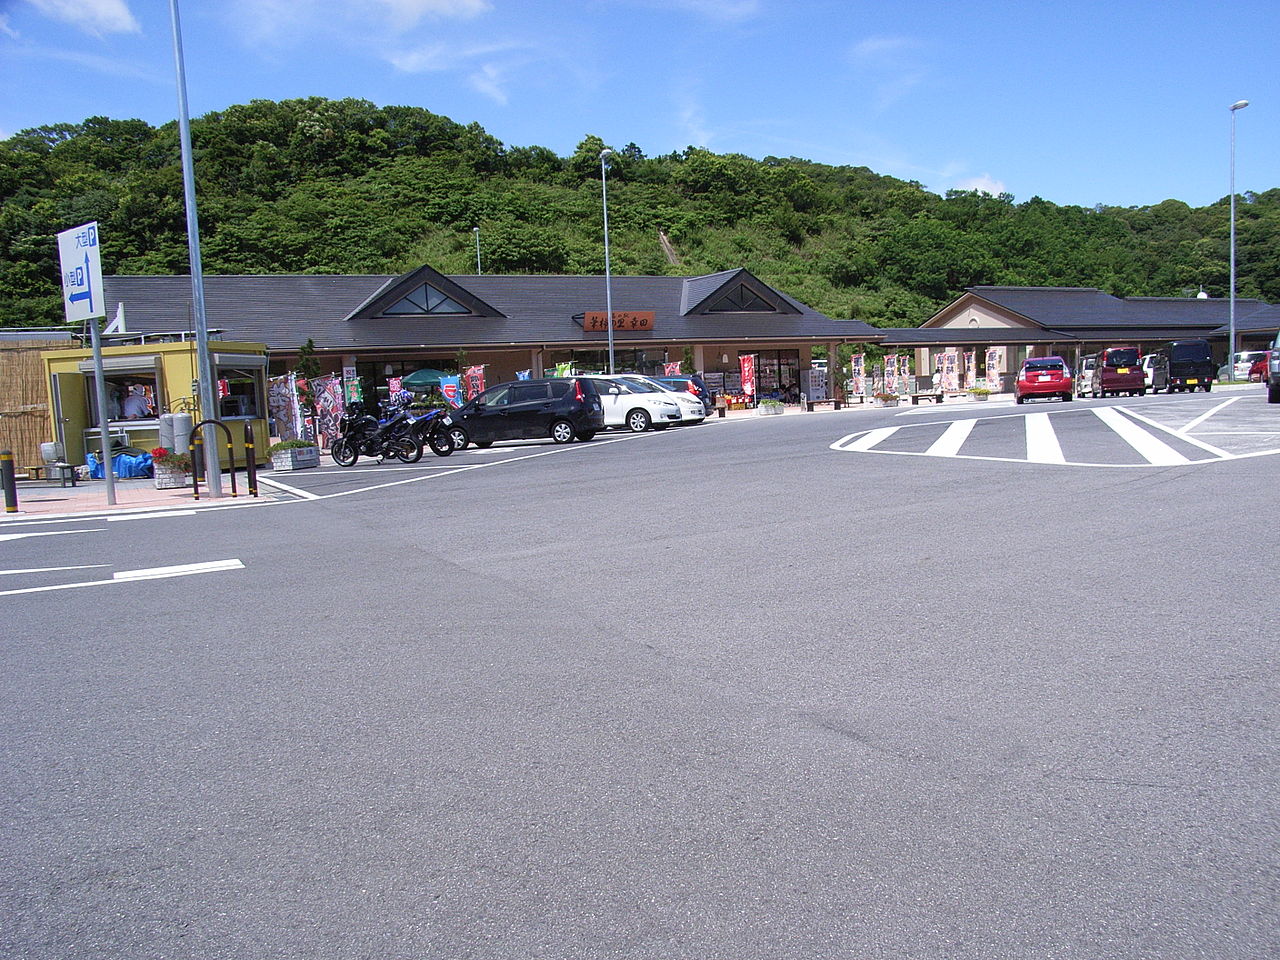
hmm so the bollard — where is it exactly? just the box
[1,450,17,513]
[224,434,237,498]
[244,421,258,498]
[190,435,203,501]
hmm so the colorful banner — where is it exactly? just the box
[663,361,682,375]
[343,377,362,405]
[941,350,960,392]
[963,352,976,390]
[464,365,486,400]
[850,353,865,397]
[739,354,756,397]
[439,375,463,408]
[387,376,402,395]
[313,375,345,447]
[885,354,899,395]
[554,361,573,377]
[515,369,531,380]
[898,354,911,394]
[985,346,1005,391]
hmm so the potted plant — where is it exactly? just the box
[756,398,785,416]
[872,392,899,408]
[969,386,993,401]
[268,438,321,471]
[150,446,192,489]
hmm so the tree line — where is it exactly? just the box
[2,96,1277,330]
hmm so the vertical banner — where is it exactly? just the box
[964,351,976,390]
[515,369,531,380]
[554,361,573,377]
[387,376,402,395]
[464,365,486,400]
[663,361,682,375]
[985,347,1005,391]
[942,350,960,392]
[898,355,911,394]
[739,354,757,397]
[439,375,462,408]
[884,354,899,395]
[850,354,865,397]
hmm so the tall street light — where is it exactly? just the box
[600,148,616,374]
[473,226,482,275]
[1229,98,1249,380]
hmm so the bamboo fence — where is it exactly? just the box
[0,340,61,471]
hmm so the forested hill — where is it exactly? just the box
[3,96,1278,329]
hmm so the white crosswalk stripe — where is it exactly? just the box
[1024,413,1066,464]
[1091,407,1190,465]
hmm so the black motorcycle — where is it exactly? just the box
[332,407,430,465]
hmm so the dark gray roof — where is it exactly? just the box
[103,270,882,351]
[1210,303,1280,336]
[880,327,1065,346]
[965,286,1269,333]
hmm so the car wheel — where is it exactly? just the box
[473,440,493,448]
[575,430,596,442]
[446,426,470,451]
[550,419,575,444]
[331,438,358,466]
[1268,383,1280,403]
[653,423,669,430]
[1203,383,1212,392]
[626,408,651,432]
[1139,389,1146,397]
[1063,393,1073,402]
[427,429,453,457]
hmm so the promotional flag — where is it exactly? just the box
[439,375,462,408]
[850,353,865,397]
[739,354,756,397]
[515,369,531,380]
[217,378,229,399]
[942,350,960,392]
[985,346,1005,390]
[387,376,402,395]
[663,361,682,375]
[554,361,573,377]
[464,365,486,400]
[885,354,898,394]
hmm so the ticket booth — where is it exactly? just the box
[42,341,270,468]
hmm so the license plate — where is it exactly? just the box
[1117,367,1130,374]
[1038,375,1051,381]
[441,416,452,425]
[1187,379,1198,384]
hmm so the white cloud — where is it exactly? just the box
[376,0,490,30]
[678,97,711,147]
[952,174,1008,197]
[612,0,761,23]
[230,0,489,45]
[468,63,508,105]
[24,0,139,35]
[1,13,17,38]
[849,34,929,111]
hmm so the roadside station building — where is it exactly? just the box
[102,264,883,404]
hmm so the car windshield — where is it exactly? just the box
[1104,349,1140,366]
[620,377,665,393]
[1024,360,1063,372]
[1170,343,1210,362]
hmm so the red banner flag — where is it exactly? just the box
[739,354,756,397]
[663,361,682,376]
[464,365,486,400]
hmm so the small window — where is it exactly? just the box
[478,385,510,406]
[383,283,471,316]
[509,383,550,403]
[89,374,159,426]
[707,285,774,313]
[216,366,264,419]
[548,381,571,398]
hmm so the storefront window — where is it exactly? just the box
[216,366,265,419]
[88,374,158,426]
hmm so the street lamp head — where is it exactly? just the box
[472,226,479,234]
[599,148,613,159]
[1230,100,1250,111]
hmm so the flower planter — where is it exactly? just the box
[872,397,900,408]
[756,404,784,416]
[153,464,191,489]
[970,394,990,402]
[271,446,320,471]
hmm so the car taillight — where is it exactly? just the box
[573,379,584,402]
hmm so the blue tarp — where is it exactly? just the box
[86,451,153,479]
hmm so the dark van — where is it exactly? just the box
[1149,339,1216,393]
[438,377,605,450]
[1088,346,1145,398]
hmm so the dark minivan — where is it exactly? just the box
[439,377,605,450]
[1087,346,1146,398]
[1148,338,1216,393]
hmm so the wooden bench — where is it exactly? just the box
[804,398,847,412]
[910,392,944,405]
[24,462,79,486]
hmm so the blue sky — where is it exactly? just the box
[2,0,1277,208]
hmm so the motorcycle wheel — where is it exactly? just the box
[428,428,454,457]
[332,438,358,466]
[395,437,423,463]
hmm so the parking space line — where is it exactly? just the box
[1092,407,1191,465]
[925,419,976,457]
[1115,406,1232,458]
[1024,413,1066,463]
[256,475,323,500]
[841,427,900,451]
[1177,396,1240,434]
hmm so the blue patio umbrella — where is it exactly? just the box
[399,368,452,392]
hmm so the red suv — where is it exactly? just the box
[1015,356,1074,404]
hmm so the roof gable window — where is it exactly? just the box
[706,284,774,313]
[383,283,471,316]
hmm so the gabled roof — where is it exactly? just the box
[103,268,882,352]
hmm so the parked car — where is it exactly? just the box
[1076,354,1099,397]
[613,374,706,424]
[1248,352,1270,382]
[1015,356,1073,404]
[438,377,604,450]
[1152,339,1214,392]
[1232,350,1270,381]
[1140,353,1164,392]
[654,374,713,415]
[582,376,684,432]
[1269,335,1280,404]
[1088,346,1145,398]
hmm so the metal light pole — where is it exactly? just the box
[473,226,482,274]
[1228,99,1249,380]
[600,148,616,374]
[168,0,221,496]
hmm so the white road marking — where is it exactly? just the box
[0,528,104,543]
[0,564,107,576]
[842,427,900,451]
[1115,407,1232,458]
[256,475,322,500]
[1178,396,1240,434]
[1024,413,1066,464]
[108,510,198,522]
[0,558,244,597]
[1091,407,1191,465]
[925,419,976,457]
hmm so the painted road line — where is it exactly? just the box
[1115,407,1232,458]
[1024,413,1066,464]
[0,528,105,543]
[109,510,199,522]
[925,419,977,457]
[1178,396,1240,434]
[841,427,901,451]
[0,558,244,598]
[256,475,323,500]
[1093,407,1191,465]
[0,564,107,576]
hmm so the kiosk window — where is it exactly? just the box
[216,366,264,419]
[88,374,158,425]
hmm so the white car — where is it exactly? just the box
[583,376,684,432]
[612,374,706,425]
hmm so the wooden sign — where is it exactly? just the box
[581,311,655,332]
